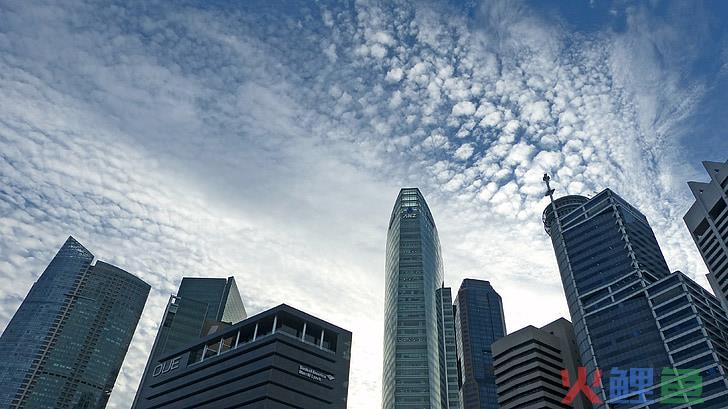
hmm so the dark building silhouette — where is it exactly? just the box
[0,236,150,409]
[149,277,246,361]
[453,279,506,409]
[133,276,246,407]
[132,304,351,409]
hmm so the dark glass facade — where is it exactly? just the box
[453,279,506,409]
[382,188,458,409]
[133,276,247,406]
[0,236,150,409]
[132,304,351,409]
[149,277,247,361]
[177,277,246,326]
[544,189,728,408]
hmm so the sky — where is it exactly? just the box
[1,0,728,407]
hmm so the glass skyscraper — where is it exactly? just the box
[382,188,459,409]
[453,279,506,409]
[150,277,246,359]
[133,276,246,406]
[437,286,460,409]
[684,160,728,313]
[543,187,728,408]
[0,236,150,409]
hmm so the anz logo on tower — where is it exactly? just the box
[402,207,418,219]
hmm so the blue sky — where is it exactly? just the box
[1,0,727,407]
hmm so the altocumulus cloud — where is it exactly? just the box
[0,0,725,407]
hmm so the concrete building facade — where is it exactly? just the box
[492,318,590,409]
[684,160,728,312]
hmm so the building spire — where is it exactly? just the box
[543,173,556,201]
[542,173,563,234]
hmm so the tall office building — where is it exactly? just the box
[492,318,591,409]
[149,277,246,360]
[684,160,728,312]
[382,188,459,409]
[453,279,506,409]
[437,286,460,409]
[543,183,728,408]
[133,276,246,407]
[0,236,150,409]
[133,304,352,409]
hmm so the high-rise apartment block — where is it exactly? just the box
[684,159,728,312]
[543,185,728,408]
[0,236,150,409]
[132,304,352,409]
[453,279,506,409]
[492,318,591,409]
[382,188,459,409]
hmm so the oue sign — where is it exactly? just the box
[152,356,181,377]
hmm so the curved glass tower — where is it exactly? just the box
[383,188,456,409]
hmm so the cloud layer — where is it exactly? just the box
[1,0,725,407]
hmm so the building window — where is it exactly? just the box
[204,339,220,359]
[220,333,236,354]
[189,346,204,364]
[276,313,304,338]
[709,199,727,221]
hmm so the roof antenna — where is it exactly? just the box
[542,173,563,235]
[543,173,556,201]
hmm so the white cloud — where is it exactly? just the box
[385,67,404,82]
[323,43,337,62]
[453,143,475,160]
[370,43,387,59]
[372,31,395,46]
[451,100,476,116]
[521,100,551,123]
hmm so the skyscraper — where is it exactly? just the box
[453,279,506,409]
[382,188,459,409]
[437,286,460,409]
[0,236,150,409]
[133,276,246,407]
[149,277,246,360]
[684,159,728,312]
[543,183,728,408]
[492,318,591,409]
